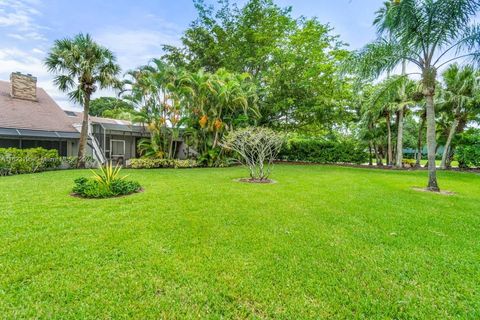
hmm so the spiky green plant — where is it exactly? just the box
[90,162,125,188]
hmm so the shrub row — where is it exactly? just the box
[0,148,61,176]
[128,158,199,169]
[279,138,368,164]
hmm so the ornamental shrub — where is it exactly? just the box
[72,162,141,198]
[0,148,61,176]
[222,127,284,181]
[279,138,368,164]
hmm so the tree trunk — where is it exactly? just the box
[77,93,91,169]
[425,94,440,191]
[416,114,426,167]
[368,141,373,166]
[440,116,459,170]
[386,112,393,166]
[395,108,404,168]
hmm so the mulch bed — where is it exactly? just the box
[234,178,277,184]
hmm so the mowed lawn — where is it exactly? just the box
[1,165,479,319]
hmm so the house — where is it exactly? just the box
[0,72,150,164]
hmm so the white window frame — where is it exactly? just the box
[110,139,125,156]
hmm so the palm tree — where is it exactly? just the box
[438,64,479,169]
[45,33,121,168]
[351,0,480,191]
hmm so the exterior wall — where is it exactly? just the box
[0,137,75,157]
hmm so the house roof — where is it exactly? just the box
[0,80,78,133]
[66,111,148,135]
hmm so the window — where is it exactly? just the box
[110,140,125,156]
[0,139,20,148]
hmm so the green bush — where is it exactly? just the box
[455,130,480,168]
[402,159,416,168]
[0,148,61,176]
[73,163,141,198]
[129,158,198,169]
[73,177,141,198]
[279,138,368,164]
[63,155,95,168]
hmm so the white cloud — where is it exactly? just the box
[0,0,46,41]
[95,28,182,71]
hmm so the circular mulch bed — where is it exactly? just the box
[234,178,277,184]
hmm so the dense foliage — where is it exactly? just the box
[279,138,368,164]
[163,0,350,132]
[455,130,480,168]
[89,97,134,118]
[0,148,61,176]
[73,177,141,198]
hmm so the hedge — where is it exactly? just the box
[0,148,62,176]
[279,138,368,164]
[455,130,480,168]
[128,158,199,169]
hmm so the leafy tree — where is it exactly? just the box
[45,34,121,168]
[164,0,349,133]
[89,97,133,117]
[350,0,480,191]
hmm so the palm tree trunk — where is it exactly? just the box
[386,112,393,166]
[77,93,91,168]
[395,108,404,168]
[425,94,440,191]
[440,116,459,170]
[416,114,426,167]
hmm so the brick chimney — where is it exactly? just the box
[10,72,37,101]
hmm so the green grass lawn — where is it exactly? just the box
[1,165,479,319]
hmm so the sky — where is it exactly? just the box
[0,0,385,109]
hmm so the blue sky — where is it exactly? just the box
[0,0,384,108]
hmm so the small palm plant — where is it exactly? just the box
[91,162,125,188]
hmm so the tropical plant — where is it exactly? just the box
[45,33,121,168]
[222,127,284,181]
[437,64,480,169]
[90,161,124,188]
[73,162,141,198]
[350,0,480,191]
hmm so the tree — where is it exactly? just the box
[164,0,350,134]
[45,34,121,168]
[89,97,133,117]
[350,0,480,191]
[437,64,480,169]
[123,59,182,159]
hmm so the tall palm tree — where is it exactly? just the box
[351,0,480,191]
[438,64,479,168]
[45,33,121,168]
